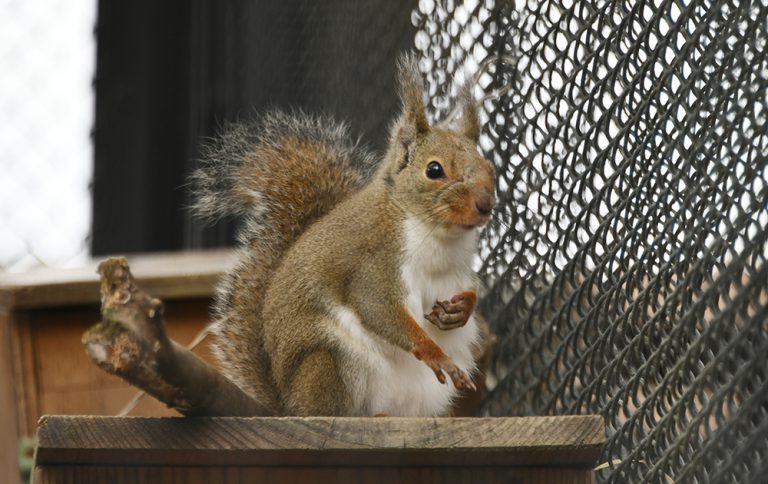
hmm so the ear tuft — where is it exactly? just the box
[394,53,430,148]
[455,83,481,141]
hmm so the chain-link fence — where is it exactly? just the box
[413,0,768,482]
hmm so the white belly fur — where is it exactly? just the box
[328,217,480,416]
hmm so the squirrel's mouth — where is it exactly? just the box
[442,204,493,231]
[435,216,490,237]
[455,215,491,231]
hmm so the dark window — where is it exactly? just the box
[92,0,416,255]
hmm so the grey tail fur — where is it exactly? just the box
[190,110,377,411]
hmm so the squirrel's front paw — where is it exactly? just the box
[414,349,476,392]
[425,291,477,330]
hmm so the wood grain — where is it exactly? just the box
[0,249,235,309]
[33,465,596,484]
[0,297,218,484]
[0,309,22,484]
[10,311,38,437]
[35,415,605,467]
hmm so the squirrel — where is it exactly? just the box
[191,54,496,417]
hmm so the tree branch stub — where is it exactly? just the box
[83,257,270,417]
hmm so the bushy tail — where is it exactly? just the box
[191,110,376,238]
[190,110,376,410]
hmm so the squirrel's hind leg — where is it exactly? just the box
[283,349,352,416]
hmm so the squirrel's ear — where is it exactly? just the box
[393,53,430,150]
[444,84,481,142]
[456,84,481,141]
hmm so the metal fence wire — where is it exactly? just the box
[412,0,768,482]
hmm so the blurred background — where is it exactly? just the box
[1,0,94,271]
[0,0,423,272]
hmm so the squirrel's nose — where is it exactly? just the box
[475,193,494,216]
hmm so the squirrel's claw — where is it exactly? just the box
[448,367,476,392]
[425,294,474,330]
[419,353,475,391]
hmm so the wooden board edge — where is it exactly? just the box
[0,250,235,310]
[35,415,605,468]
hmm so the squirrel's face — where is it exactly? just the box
[394,128,496,235]
[385,54,496,235]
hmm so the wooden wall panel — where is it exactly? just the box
[0,309,21,484]
[9,312,37,440]
[0,250,233,484]
[30,299,215,420]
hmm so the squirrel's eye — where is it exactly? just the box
[425,161,445,179]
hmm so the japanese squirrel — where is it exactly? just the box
[191,54,496,416]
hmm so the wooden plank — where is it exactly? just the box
[10,311,39,437]
[34,464,596,484]
[0,309,22,484]
[0,249,235,309]
[35,416,605,467]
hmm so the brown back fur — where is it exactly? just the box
[191,112,376,409]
